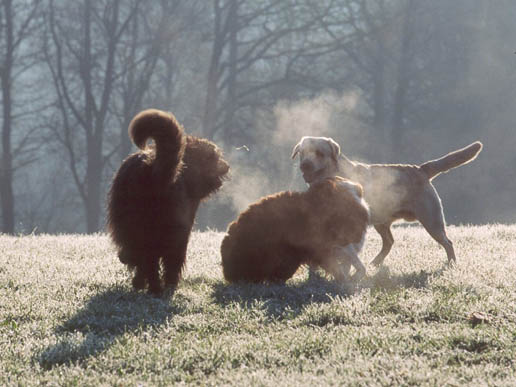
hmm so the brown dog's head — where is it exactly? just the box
[182,136,229,199]
[291,136,340,184]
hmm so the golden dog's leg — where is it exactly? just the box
[319,257,347,283]
[335,245,366,283]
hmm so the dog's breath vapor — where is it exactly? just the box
[273,91,360,148]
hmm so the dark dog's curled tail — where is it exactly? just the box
[129,109,186,182]
[420,141,483,180]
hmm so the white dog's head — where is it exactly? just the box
[291,136,341,184]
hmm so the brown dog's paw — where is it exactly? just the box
[148,283,163,297]
[131,273,146,291]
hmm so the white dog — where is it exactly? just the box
[292,136,483,266]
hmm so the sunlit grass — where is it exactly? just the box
[1,225,515,385]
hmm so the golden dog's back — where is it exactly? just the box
[221,177,369,283]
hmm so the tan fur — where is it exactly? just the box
[292,136,483,266]
[221,177,370,284]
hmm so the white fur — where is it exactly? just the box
[294,137,370,283]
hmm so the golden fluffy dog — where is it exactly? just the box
[292,136,482,266]
[107,109,229,295]
[221,177,370,284]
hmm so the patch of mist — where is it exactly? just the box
[206,90,380,229]
[273,90,361,148]
[218,144,305,214]
[215,90,373,217]
[220,163,274,213]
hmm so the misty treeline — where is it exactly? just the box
[0,0,514,234]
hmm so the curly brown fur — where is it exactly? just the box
[221,177,369,284]
[107,109,229,295]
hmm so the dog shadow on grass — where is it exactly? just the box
[211,270,352,320]
[365,265,447,291]
[36,285,182,369]
[211,265,446,321]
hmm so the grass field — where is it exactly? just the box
[1,224,516,386]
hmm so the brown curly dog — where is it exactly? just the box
[107,109,229,295]
[221,177,370,285]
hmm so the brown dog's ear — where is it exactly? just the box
[291,142,301,159]
[328,138,341,162]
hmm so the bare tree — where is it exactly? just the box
[390,0,418,148]
[43,0,142,232]
[1,0,512,232]
[202,0,335,143]
[322,0,399,151]
[110,0,204,163]
[316,0,427,155]
[0,0,42,233]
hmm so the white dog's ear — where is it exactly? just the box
[291,142,301,159]
[328,138,341,162]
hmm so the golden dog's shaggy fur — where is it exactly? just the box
[221,177,370,284]
[107,109,229,295]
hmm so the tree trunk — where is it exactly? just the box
[223,0,239,140]
[0,132,15,234]
[85,134,103,233]
[372,36,389,155]
[202,0,225,140]
[391,0,415,153]
[1,0,15,233]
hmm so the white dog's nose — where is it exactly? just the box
[300,159,314,173]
